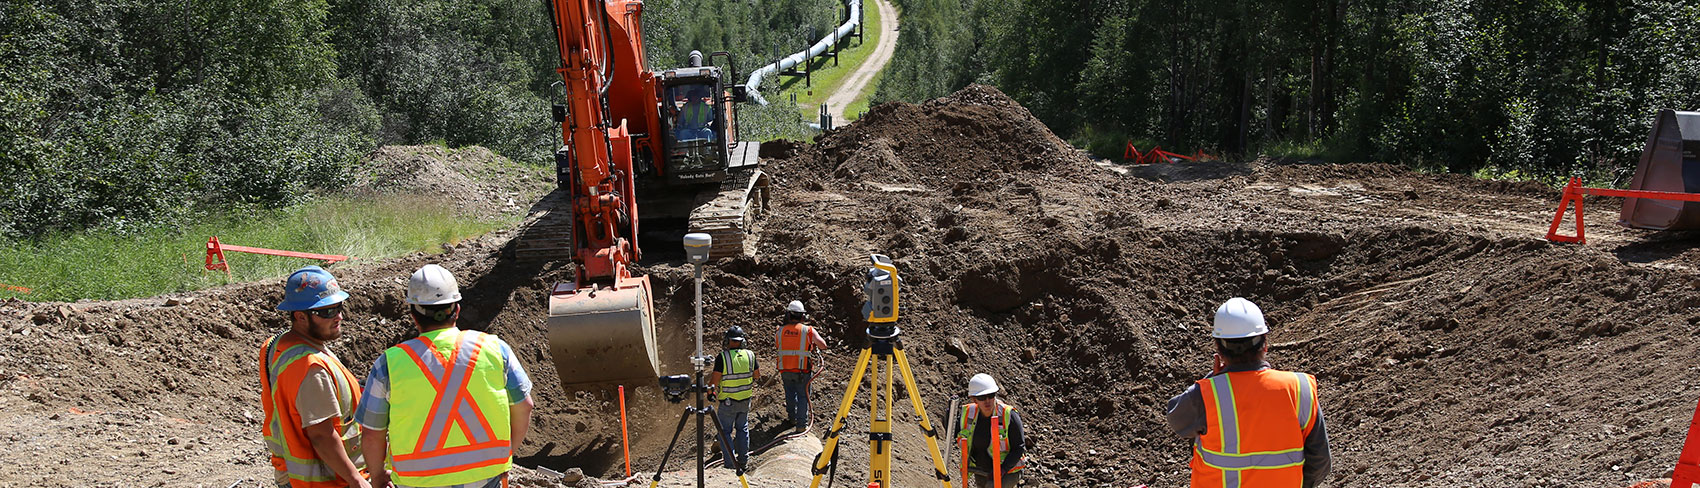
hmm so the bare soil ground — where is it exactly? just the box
[5,85,1700,488]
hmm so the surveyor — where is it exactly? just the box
[957,373,1027,488]
[355,264,535,488]
[260,265,370,488]
[709,325,760,469]
[776,300,828,432]
[1165,297,1332,488]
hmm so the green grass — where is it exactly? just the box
[773,0,887,122]
[0,195,518,302]
[1260,139,1328,160]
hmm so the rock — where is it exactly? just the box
[163,297,194,306]
[945,338,970,361]
[560,467,585,483]
[1020,347,1037,362]
[30,312,52,325]
[167,437,180,445]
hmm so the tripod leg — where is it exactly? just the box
[648,408,697,488]
[809,346,874,488]
[894,346,956,488]
[869,354,893,488]
[703,405,754,488]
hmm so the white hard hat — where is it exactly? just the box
[406,264,462,305]
[1212,297,1268,339]
[787,300,806,313]
[967,373,999,396]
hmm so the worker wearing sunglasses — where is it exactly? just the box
[261,265,370,488]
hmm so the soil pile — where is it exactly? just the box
[4,84,1700,488]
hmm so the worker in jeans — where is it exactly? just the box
[776,300,828,433]
[710,326,759,469]
[1165,297,1332,488]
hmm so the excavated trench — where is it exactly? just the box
[5,85,1700,487]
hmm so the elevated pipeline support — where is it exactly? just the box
[745,0,863,106]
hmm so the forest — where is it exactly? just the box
[873,0,1700,180]
[0,0,838,239]
[6,0,1700,239]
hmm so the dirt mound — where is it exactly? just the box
[346,145,554,219]
[798,84,1091,186]
[5,85,1700,488]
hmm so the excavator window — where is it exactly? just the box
[669,84,718,143]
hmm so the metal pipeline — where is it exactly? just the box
[744,0,862,106]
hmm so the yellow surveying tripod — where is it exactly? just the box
[809,255,953,488]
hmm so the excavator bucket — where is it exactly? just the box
[1621,109,1700,230]
[545,275,660,391]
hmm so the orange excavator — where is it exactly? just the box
[532,0,767,390]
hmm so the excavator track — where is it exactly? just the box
[689,142,769,258]
[512,190,576,262]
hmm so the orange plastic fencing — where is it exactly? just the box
[1124,141,1218,165]
[205,236,349,276]
[0,283,30,294]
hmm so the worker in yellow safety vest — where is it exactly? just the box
[776,300,828,433]
[674,85,714,141]
[356,264,535,488]
[1165,297,1332,488]
[957,373,1026,488]
[709,325,760,469]
[260,265,370,488]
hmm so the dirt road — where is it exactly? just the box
[825,0,899,123]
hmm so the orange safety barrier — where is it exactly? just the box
[0,283,30,294]
[205,236,349,275]
[619,385,632,478]
[1673,395,1700,488]
[1124,141,1217,165]
[1545,177,1700,244]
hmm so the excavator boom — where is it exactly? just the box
[540,0,659,390]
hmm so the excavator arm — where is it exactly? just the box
[541,0,662,390]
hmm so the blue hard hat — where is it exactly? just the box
[277,266,349,312]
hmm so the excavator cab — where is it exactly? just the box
[658,70,733,185]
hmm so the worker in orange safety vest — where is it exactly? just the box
[260,266,370,488]
[957,373,1026,488]
[1165,297,1332,488]
[776,300,828,433]
[356,264,535,488]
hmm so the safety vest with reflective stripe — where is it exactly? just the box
[259,331,363,488]
[718,349,756,401]
[777,323,817,372]
[1190,368,1319,488]
[957,402,1026,473]
[385,329,513,487]
[680,101,712,129]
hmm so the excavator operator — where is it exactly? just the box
[674,84,715,142]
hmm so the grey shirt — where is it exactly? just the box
[1165,361,1332,488]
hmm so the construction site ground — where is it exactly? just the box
[4,84,1699,488]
